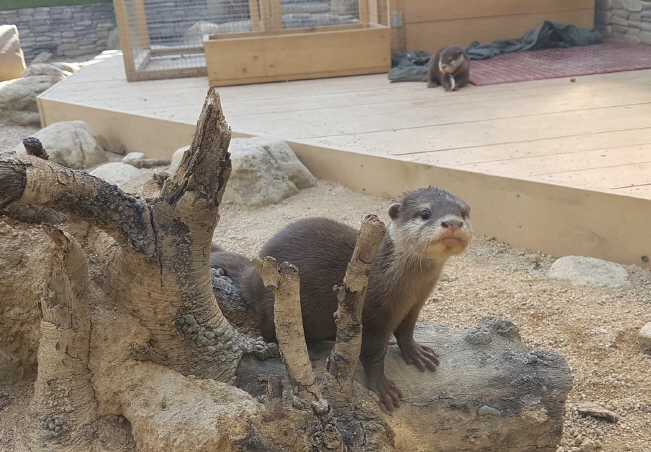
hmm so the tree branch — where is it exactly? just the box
[323,214,386,405]
[253,257,322,402]
[0,153,156,257]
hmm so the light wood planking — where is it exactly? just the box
[406,10,595,54]
[37,54,651,267]
[403,0,594,24]
[204,25,391,86]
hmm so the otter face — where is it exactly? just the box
[388,187,472,261]
[438,47,467,74]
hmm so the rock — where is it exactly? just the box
[170,145,189,174]
[21,63,69,79]
[0,25,26,82]
[224,136,317,206]
[30,52,53,65]
[0,75,57,126]
[237,319,573,451]
[547,256,628,288]
[107,27,121,50]
[183,21,251,46]
[576,402,619,423]
[13,120,108,169]
[122,152,146,165]
[89,162,142,188]
[52,62,80,73]
[639,322,651,348]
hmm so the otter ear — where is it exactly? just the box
[388,203,401,220]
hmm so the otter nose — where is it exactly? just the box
[441,220,463,231]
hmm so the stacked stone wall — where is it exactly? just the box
[595,0,651,45]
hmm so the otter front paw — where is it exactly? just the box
[371,376,403,411]
[399,341,440,371]
[427,81,437,88]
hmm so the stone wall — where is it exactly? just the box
[0,3,115,61]
[595,0,651,46]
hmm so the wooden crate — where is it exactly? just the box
[204,23,391,87]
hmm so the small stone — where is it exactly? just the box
[577,402,619,423]
[524,253,542,263]
[477,405,501,417]
[122,152,146,165]
[639,322,651,348]
[570,78,576,82]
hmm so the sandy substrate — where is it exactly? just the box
[1,122,650,452]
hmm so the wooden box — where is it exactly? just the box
[204,23,391,86]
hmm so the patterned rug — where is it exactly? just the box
[469,41,651,86]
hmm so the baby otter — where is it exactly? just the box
[427,45,470,91]
[210,187,472,410]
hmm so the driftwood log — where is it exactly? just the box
[0,86,572,452]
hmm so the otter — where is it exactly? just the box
[427,45,470,91]
[210,187,472,410]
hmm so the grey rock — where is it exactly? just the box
[21,63,69,79]
[51,61,80,73]
[640,21,651,31]
[625,34,641,44]
[547,256,628,288]
[122,152,146,165]
[0,25,26,82]
[29,51,52,64]
[0,75,56,125]
[224,136,317,206]
[639,322,651,348]
[107,27,121,50]
[623,0,643,12]
[610,15,631,26]
[13,120,108,169]
[640,31,651,44]
[90,162,142,188]
[170,145,189,174]
[477,405,501,417]
[613,7,631,18]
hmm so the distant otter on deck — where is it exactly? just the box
[211,187,472,410]
[427,45,470,91]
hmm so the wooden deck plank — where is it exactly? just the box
[536,162,651,189]
[461,144,651,184]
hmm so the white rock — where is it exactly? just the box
[90,162,142,188]
[0,25,26,82]
[547,256,628,288]
[30,52,53,65]
[21,63,69,79]
[0,75,56,125]
[122,152,146,165]
[13,120,108,169]
[640,323,651,349]
[170,145,189,174]
[224,136,317,206]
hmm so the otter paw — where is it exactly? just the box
[427,82,436,88]
[400,341,440,372]
[374,377,403,411]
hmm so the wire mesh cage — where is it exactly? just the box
[115,0,397,82]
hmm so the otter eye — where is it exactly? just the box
[421,210,431,220]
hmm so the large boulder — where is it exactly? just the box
[21,63,71,79]
[13,120,108,170]
[547,256,629,288]
[226,136,317,205]
[0,75,57,126]
[0,25,26,82]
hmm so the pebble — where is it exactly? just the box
[639,322,651,348]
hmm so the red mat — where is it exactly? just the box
[469,41,651,86]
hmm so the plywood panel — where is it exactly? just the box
[289,143,651,268]
[205,25,391,86]
[404,0,594,24]
[406,10,595,54]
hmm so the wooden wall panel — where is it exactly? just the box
[404,0,595,24]
[405,9,595,54]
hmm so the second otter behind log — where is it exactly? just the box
[211,187,472,410]
[427,45,470,91]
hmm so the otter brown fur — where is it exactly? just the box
[210,187,472,410]
[427,45,470,91]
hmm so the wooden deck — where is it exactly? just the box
[38,52,651,268]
